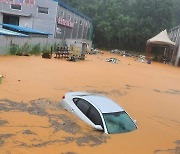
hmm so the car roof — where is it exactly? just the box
[82,95,124,113]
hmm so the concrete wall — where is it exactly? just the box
[65,9,74,39]
[0,2,35,27]
[19,16,33,28]
[72,13,78,39]
[33,0,58,38]
[0,0,92,40]
[56,4,92,41]
[0,0,58,37]
[56,6,73,39]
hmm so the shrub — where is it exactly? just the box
[9,44,21,55]
[42,44,51,53]
[30,43,41,55]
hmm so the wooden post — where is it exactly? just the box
[146,42,152,64]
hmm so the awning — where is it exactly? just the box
[0,24,52,35]
[147,29,175,46]
[0,28,28,37]
[0,10,32,17]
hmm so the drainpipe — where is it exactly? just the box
[85,21,88,40]
[63,8,68,40]
[70,13,75,39]
[54,2,59,39]
[76,17,80,39]
[81,18,85,40]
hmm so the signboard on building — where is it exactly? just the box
[57,17,74,28]
[0,0,35,5]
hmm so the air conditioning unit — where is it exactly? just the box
[56,27,62,34]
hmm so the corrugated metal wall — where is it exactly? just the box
[0,35,62,54]
[169,26,180,66]
[0,36,92,55]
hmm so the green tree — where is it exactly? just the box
[173,0,180,25]
[61,0,176,51]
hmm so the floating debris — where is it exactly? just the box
[137,55,146,63]
[22,130,36,135]
[88,49,103,55]
[110,49,132,57]
[0,74,3,84]
[106,58,119,64]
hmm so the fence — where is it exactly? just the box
[0,36,62,55]
[0,36,92,55]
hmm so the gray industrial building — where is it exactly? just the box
[0,0,93,41]
[169,25,180,66]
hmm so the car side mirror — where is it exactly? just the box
[133,120,137,125]
[94,125,103,131]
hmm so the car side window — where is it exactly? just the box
[73,98,103,127]
[87,106,103,126]
[73,98,90,115]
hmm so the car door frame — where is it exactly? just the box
[73,97,108,134]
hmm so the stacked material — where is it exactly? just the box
[110,49,132,57]
[137,55,146,63]
[110,49,124,55]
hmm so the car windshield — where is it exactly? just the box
[103,111,137,134]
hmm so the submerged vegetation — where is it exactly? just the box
[9,42,60,56]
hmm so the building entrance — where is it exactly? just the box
[3,14,19,25]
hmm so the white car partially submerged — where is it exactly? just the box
[60,92,137,134]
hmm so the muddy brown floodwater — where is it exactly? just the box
[0,52,180,154]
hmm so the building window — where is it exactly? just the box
[38,7,49,14]
[67,14,71,21]
[11,4,21,10]
[59,11,64,18]
[80,20,83,25]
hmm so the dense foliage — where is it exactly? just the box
[62,0,179,51]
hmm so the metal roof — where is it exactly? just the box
[0,28,28,37]
[53,0,91,21]
[82,95,124,113]
[169,25,180,32]
[0,24,52,35]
